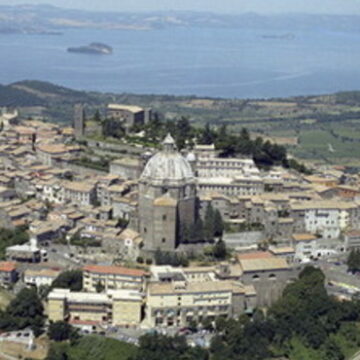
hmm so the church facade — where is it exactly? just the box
[138,134,197,252]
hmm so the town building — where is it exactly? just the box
[145,280,255,328]
[291,233,319,262]
[110,158,143,180]
[106,104,151,132]
[0,261,18,287]
[47,288,143,327]
[24,267,62,288]
[236,251,293,307]
[82,264,147,292]
[61,181,97,206]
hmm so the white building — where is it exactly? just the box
[292,233,318,262]
[24,267,62,288]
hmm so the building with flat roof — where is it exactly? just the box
[106,104,151,132]
[236,251,293,307]
[144,279,255,328]
[83,264,147,292]
[47,288,143,327]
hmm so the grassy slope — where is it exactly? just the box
[49,335,137,360]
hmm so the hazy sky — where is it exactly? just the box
[1,0,360,14]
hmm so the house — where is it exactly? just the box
[0,261,18,287]
[292,233,318,262]
[24,267,62,288]
[61,181,97,206]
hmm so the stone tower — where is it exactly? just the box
[138,134,197,252]
[73,104,85,138]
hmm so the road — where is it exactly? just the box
[350,350,360,360]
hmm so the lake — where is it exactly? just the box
[1,27,360,98]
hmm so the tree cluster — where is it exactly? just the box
[210,266,360,360]
[0,226,29,259]
[132,266,360,360]
[48,321,80,343]
[0,287,45,336]
[347,249,360,273]
[154,249,189,267]
[52,270,83,291]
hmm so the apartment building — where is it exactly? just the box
[290,201,360,239]
[48,288,143,327]
[145,280,255,328]
[82,264,147,292]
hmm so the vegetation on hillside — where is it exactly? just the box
[0,226,29,259]
[0,287,45,336]
[46,335,137,360]
[132,267,360,360]
[3,80,360,164]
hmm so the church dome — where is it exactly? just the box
[140,134,195,185]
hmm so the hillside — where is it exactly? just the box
[2,80,360,166]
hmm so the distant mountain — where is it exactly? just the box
[1,4,360,34]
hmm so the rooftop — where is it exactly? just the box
[107,104,144,113]
[83,264,146,277]
[239,257,289,272]
[0,261,17,272]
[292,233,318,242]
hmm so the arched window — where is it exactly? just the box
[269,274,276,280]
[252,274,260,281]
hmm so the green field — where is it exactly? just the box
[48,335,137,360]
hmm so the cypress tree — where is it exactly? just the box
[214,209,224,237]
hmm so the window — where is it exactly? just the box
[269,274,276,280]
[162,215,167,221]
[144,227,147,233]
[252,274,260,281]
[162,238,166,243]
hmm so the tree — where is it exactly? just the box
[93,109,101,123]
[213,239,227,260]
[48,321,79,342]
[200,122,215,145]
[95,281,105,293]
[347,249,360,273]
[4,287,45,336]
[52,270,83,291]
[204,204,215,242]
[213,209,224,237]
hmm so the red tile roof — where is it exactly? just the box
[83,264,146,277]
[0,261,17,272]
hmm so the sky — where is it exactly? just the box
[1,0,360,14]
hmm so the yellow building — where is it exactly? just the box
[83,264,147,292]
[145,280,255,328]
[47,288,143,327]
